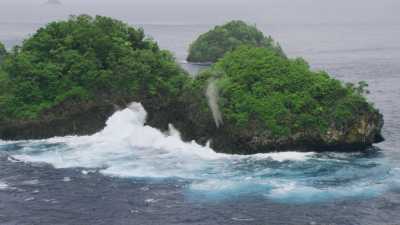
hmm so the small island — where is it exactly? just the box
[174,46,384,153]
[187,20,286,63]
[0,16,384,154]
[0,15,189,140]
[44,0,62,5]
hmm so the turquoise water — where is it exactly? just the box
[1,104,399,204]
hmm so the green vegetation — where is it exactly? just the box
[0,16,383,150]
[187,20,285,63]
[0,42,6,64]
[0,15,188,121]
[195,46,375,137]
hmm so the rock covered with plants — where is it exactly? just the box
[175,46,384,153]
[187,20,285,63]
[0,15,189,139]
[0,16,384,154]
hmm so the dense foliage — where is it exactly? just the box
[0,15,188,120]
[0,42,6,64]
[195,46,375,136]
[0,16,383,150]
[187,20,285,63]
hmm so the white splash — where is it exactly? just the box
[0,181,9,190]
[9,103,312,179]
[206,79,223,128]
[10,103,382,203]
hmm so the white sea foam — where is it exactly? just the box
[21,179,40,185]
[0,181,9,190]
[2,102,392,203]
[12,103,313,179]
[206,79,223,128]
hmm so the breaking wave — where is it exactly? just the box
[0,103,398,203]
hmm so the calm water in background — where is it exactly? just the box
[1,1,400,225]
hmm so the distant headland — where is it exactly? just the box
[44,0,62,5]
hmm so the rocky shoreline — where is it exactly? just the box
[0,97,384,154]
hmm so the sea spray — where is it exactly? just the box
[168,124,182,138]
[1,103,394,203]
[206,79,223,128]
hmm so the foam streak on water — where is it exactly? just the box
[0,103,398,203]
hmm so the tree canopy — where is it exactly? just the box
[0,42,6,64]
[195,46,376,137]
[187,20,285,63]
[0,15,188,121]
[0,17,383,151]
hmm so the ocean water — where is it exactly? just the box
[1,1,400,224]
[2,103,397,204]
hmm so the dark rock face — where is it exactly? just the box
[0,102,116,140]
[143,90,385,154]
[0,97,186,142]
[166,103,384,154]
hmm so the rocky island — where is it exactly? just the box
[187,20,286,63]
[0,16,384,154]
[174,46,384,153]
[0,15,190,140]
[44,0,62,5]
